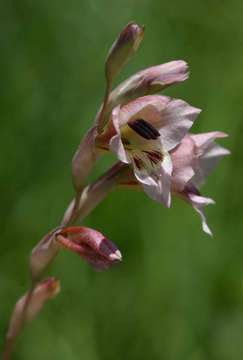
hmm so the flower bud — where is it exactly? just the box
[56,226,122,271]
[109,60,189,110]
[5,278,60,342]
[105,22,144,84]
[30,228,62,280]
[72,126,98,192]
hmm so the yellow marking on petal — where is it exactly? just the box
[120,121,165,176]
[120,123,159,150]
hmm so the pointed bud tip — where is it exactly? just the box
[106,22,144,83]
[119,22,144,47]
[109,249,122,261]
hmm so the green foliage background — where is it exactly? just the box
[1,1,243,359]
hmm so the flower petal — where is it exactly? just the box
[118,95,170,127]
[116,95,200,152]
[190,132,230,187]
[158,99,201,151]
[171,135,196,192]
[190,131,228,152]
[149,60,189,89]
[109,105,130,163]
[110,134,130,163]
[134,152,172,207]
[186,192,215,236]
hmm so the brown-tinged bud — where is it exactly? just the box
[105,22,144,84]
[56,226,122,271]
[30,228,62,280]
[5,278,60,353]
[72,126,98,192]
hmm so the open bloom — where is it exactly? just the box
[56,226,122,271]
[102,95,200,207]
[117,131,229,235]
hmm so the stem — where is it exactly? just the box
[62,162,127,225]
[3,338,14,360]
[65,190,82,226]
[4,159,127,359]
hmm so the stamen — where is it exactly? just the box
[128,119,160,140]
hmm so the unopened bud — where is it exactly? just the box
[109,60,189,110]
[105,22,144,84]
[5,278,60,342]
[72,126,98,192]
[30,228,62,280]
[56,226,122,271]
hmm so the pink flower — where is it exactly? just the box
[55,226,122,271]
[117,132,229,235]
[103,95,200,207]
[171,132,230,235]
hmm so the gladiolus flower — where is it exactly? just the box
[117,132,229,235]
[98,95,200,207]
[56,226,122,271]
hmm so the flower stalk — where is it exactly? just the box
[4,21,229,360]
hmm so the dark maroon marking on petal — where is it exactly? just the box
[128,119,160,140]
[143,150,163,164]
[134,157,142,170]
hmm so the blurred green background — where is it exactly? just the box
[1,0,243,359]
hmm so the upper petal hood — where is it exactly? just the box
[113,95,201,151]
[158,99,201,151]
